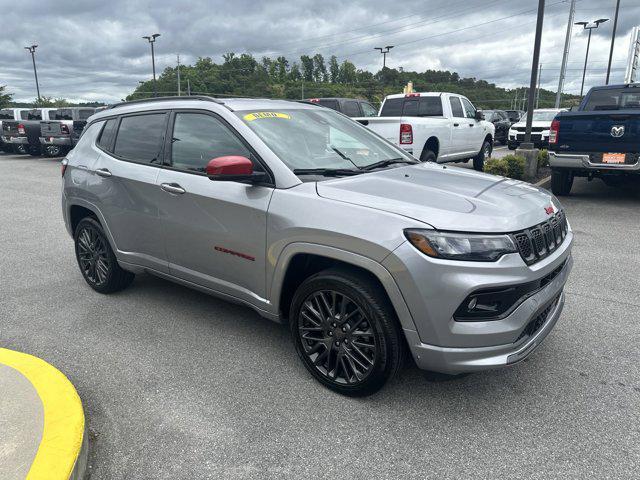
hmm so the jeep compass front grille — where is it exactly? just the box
[512,211,568,265]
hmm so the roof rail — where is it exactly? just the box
[106,95,226,110]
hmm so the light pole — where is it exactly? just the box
[24,45,41,102]
[374,46,394,69]
[606,0,620,85]
[575,19,608,96]
[142,33,161,97]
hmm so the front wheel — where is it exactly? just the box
[290,268,405,396]
[551,168,573,196]
[420,148,437,163]
[74,217,135,293]
[473,139,492,171]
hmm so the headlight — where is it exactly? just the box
[405,229,518,262]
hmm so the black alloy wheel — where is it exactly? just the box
[290,268,404,396]
[297,289,378,385]
[44,145,62,157]
[74,217,134,293]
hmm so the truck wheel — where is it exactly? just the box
[473,140,492,171]
[551,169,573,196]
[508,143,517,151]
[290,268,405,397]
[420,149,437,162]
[74,217,135,294]
[13,144,27,154]
[44,145,63,157]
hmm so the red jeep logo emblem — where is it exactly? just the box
[544,206,554,215]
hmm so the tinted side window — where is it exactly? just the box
[316,99,339,111]
[19,110,31,120]
[449,97,464,117]
[342,101,361,117]
[170,113,251,173]
[360,102,378,117]
[113,113,167,164]
[418,97,443,116]
[97,118,118,151]
[27,110,42,120]
[55,109,72,120]
[380,98,403,116]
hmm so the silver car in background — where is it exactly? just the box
[61,96,573,396]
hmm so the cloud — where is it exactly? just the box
[0,0,636,103]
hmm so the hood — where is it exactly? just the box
[316,163,560,233]
[511,120,552,129]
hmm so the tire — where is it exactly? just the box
[508,143,517,151]
[289,268,405,396]
[44,145,63,158]
[551,168,573,196]
[13,144,27,154]
[473,139,492,171]
[74,216,134,294]
[420,148,437,163]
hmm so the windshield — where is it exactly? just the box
[523,111,560,122]
[583,87,640,111]
[235,108,413,172]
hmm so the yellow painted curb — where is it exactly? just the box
[0,348,85,480]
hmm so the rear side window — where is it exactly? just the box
[97,118,118,151]
[169,112,252,173]
[380,98,403,116]
[113,113,167,164]
[0,109,13,119]
[55,109,72,120]
[342,101,361,117]
[449,97,464,117]
[360,102,378,117]
[19,110,31,120]
[316,99,339,111]
[417,97,443,116]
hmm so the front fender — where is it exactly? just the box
[268,242,418,334]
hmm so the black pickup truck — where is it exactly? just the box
[548,84,640,195]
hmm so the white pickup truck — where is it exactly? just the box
[355,92,495,171]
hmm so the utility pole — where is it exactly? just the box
[374,46,394,68]
[142,33,161,97]
[606,0,621,85]
[576,19,609,96]
[24,45,41,102]
[555,0,575,108]
[518,0,545,182]
[176,54,181,96]
[536,64,543,108]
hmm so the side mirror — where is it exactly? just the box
[206,156,267,183]
[475,111,484,121]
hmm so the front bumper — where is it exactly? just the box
[1,135,28,145]
[40,136,72,146]
[383,229,573,374]
[549,151,640,172]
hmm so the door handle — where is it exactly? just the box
[469,124,475,127]
[161,183,186,195]
[95,168,112,177]
[453,123,459,127]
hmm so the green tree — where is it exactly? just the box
[312,54,327,82]
[0,85,12,108]
[329,56,340,83]
[300,55,314,82]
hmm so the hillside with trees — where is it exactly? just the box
[128,53,581,109]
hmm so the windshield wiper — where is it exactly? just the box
[361,158,417,171]
[293,168,364,177]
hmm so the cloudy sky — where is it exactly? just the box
[0,0,637,103]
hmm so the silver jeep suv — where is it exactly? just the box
[62,97,573,396]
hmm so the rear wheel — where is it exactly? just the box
[74,217,134,293]
[473,139,492,171]
[420,148,436,163]
[13,144,27,154]
[290,268,404,396]
[551,168,573,196]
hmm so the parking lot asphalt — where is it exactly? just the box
[1,152,638,479]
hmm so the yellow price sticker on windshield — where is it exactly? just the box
[243,112,291,121]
